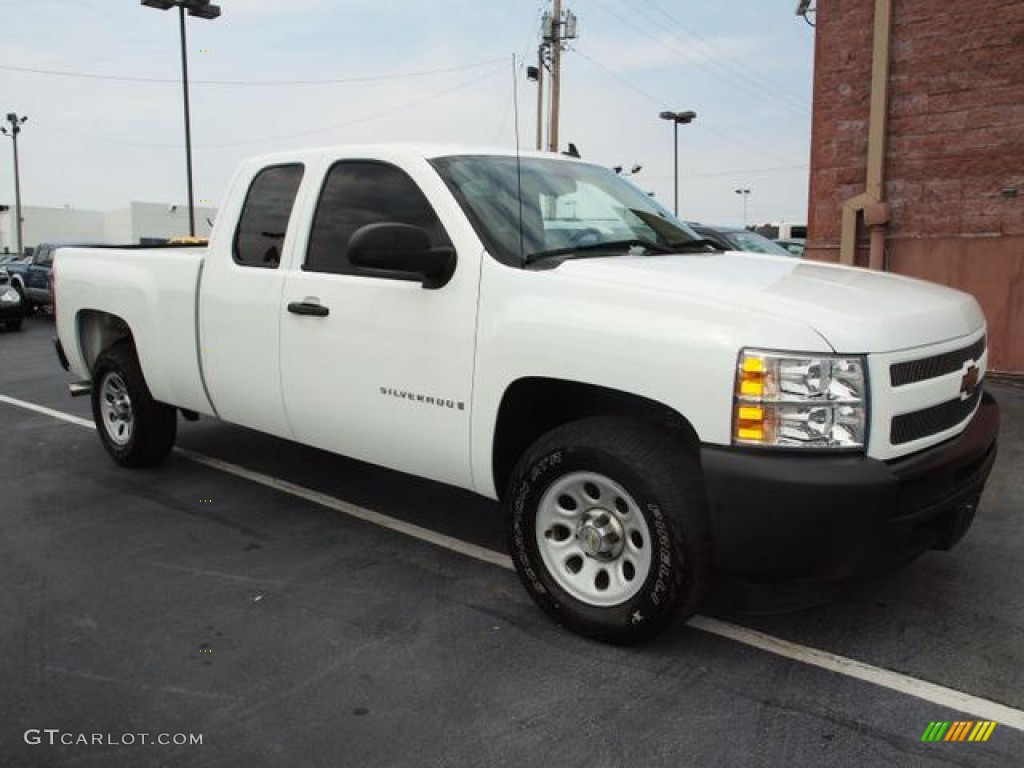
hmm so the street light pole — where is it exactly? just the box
[178,4,196,237]
[1,113,28,255]
[735,188,751,227]
[658,110,697,217]
[142,0,221,237]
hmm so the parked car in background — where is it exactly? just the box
[6,242,106,310]
[0,268,25,331]
[775,238,806,257]
[688,224,797,257]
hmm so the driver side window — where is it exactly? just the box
[304,161,451,276]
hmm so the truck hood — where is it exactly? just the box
[557,252,984,353]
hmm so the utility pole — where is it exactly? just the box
[548,0,562,154]
[540,1,578,154]
[527,49,546,150]
[1,113,28,255]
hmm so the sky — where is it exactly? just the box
[0,0,816,228]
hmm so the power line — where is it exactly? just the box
[633,0,811,111]
[587,0,810,119]
[604,0,810,117]
[573,47,667,110]
[30,65,507,150]
[206,66,507,148]
[0,58,508,87]
[644,164,809,181]
[572,46,806,167]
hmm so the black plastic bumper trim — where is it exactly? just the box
[700,392,999,582]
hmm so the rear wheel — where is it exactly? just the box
[6,317,23,331]
[91,341,177,467]
[505,417,711,644]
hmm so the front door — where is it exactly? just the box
[279,159,478,489]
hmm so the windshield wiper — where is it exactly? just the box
[525,238,677,265]
[671,238,722,251]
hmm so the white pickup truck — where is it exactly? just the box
[53,145,999,643]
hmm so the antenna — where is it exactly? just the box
[512,53,526,264]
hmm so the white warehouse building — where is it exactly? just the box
[0,202,217,254]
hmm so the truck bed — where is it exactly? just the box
[55,246,214,415]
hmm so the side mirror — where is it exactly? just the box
[348,222,455,289]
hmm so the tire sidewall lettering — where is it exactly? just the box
[507,442,685,638]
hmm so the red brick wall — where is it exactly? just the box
[806,0,1024,372]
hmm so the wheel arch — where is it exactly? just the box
[76,309,135,374]
[491,377,701,500]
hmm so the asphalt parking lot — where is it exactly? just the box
[2,313,1022,767]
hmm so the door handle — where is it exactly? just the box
[287,300,329,317]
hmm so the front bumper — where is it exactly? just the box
[701,391,1000,582]
[0,300,25,321]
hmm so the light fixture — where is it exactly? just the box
[140,0,222,236]
[658,110,697,216]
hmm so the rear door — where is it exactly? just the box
[279,158,478,489]
[199,162,307,438]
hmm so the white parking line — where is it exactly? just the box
[176,448,514,571]
[3,392,1023,732]
[0,394,95,429]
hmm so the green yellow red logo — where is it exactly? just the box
[921,721,997,742]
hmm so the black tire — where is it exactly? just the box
[7,317,23,331]
[12,282,27,312]
[505,417,711,644]
[91,341,177,468]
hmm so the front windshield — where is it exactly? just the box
[430,155,703,266]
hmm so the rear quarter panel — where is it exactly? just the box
[55,247,213,413]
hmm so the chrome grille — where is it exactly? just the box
[890,337,986,387]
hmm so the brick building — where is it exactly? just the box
[806,0,1023,373]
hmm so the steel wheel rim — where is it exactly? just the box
[100,372,134,447]
[535,471,653,607]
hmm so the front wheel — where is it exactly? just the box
[505,417,711,644]
[12,283,27,312]
[91,341,177,468]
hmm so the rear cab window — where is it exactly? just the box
[233,164,305,269]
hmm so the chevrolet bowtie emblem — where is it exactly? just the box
[959,364,980,398]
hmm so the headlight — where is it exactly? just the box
[733,349,867,449]
[0,287,20,304]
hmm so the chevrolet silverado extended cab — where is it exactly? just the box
[53,145,999,643]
